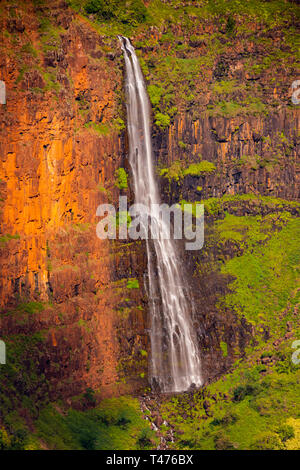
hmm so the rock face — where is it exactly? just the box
[157,111,299,203]
[0,0,299,410]
[0,1,147,402]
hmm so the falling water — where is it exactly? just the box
[119,37,202,392]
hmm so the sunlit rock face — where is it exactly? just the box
[0,1,148,400]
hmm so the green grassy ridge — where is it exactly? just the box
[160,346,300,450]
[0,331,50,430]
[220,218,300,333]
[180,194,300,217]
[215,211,293,249]
[1,396,157,450]
[159,214,300,450]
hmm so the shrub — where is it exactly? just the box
[214,431,235,450]
[276,425,295,443]
[84,0,147,25]
[220,341,228,357]
[115,168,128,190]
[83,388,97,407]
[233,383,260,402]
[226,16,236,35]
[159,160,185,181]
[251,432,284,450]
[85,0,116,19]
[155,112,170,129]
[126,279,139,289]
[183,161,216,176]
[148,85,163,106]
[0,427,11,450]
[137,428,153,449]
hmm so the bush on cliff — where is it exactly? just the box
[84,0,147,25]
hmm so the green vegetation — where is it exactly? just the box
[84,0,147,26]
[184,161,216,177]
[159,160,216,181]
[115,168,128,190]
[126,278,139,289]
[0,331,48,425]
[116,211,131,229]
[84,121,111,136]
[212,80,243,95]
[215,211,293,250]
[1,396,156,450]
[148,84,164,106]
[155,112,170,130]
[0,233,20,246]
[159,160,185,182]
[160,352,300,450]
[220,341,228,358]
[220,218,300,332]
[207,98,267,118]
[159,201,300,450]
[183,194,300,217]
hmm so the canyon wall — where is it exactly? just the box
[0,0,299,413]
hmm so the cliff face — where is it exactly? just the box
[0,1,149,404]
[157,110,299,202]
[0,0,299,421]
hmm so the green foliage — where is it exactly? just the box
[83,388,97,407]
[183,161,216,176]
[215,211,293,250]
[0,233,20,246]
[160,160,216,181]
[159,160,185,182]
[0,331,49,424]
[34,396,156,450]
[189,194,300,217]
[155,112,170,129]
[276,425,295,443]
[250,432,284,450]
[84,0,147,26]
[220,341,228,358]
[220,218,300,329]
[148,84,164,106]
[213,80,241,95]
[225,15,236,35]
[115,168,128,190]
[126,278,139,289]
[207,98,266,117]
[15,301,45,315]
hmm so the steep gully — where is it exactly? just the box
[119,36,202,393]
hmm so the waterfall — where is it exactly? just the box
[119,37,202,393]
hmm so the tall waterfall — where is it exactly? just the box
[119,37,202,393]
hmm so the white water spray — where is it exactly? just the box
[119,37,202,392]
